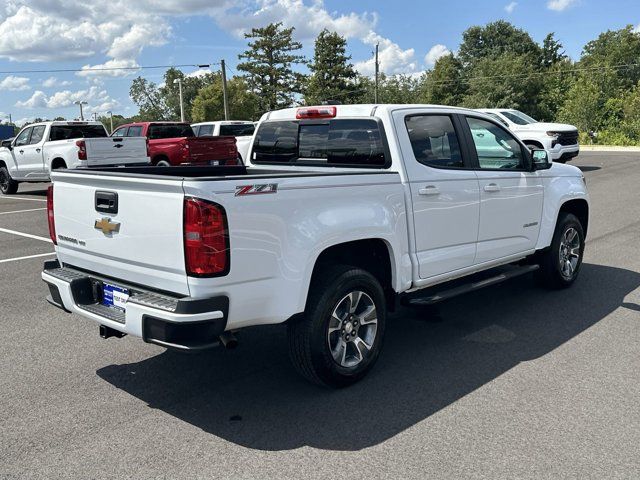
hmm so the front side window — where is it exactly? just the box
[253,119,387,168]
[404,115,463,168]
[14,127,32,146]
[466,117,525,170]
[29,125,46,144]
[111,127,127,137]
[500,110,537,125]
[127,126,143,137]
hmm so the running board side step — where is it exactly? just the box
[404,264,540,307]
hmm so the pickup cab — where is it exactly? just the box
[477,109,580,163]
[42,104,590,387]
[191,121,255,162]
[0,121,149,195]
[112,122,238,167]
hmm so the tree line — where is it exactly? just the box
[122,21,640,145]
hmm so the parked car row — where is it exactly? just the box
[0,108,579,195]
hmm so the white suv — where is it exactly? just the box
[477,109,579,163]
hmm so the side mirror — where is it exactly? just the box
[531,149,551,170]
[1,139,13,150]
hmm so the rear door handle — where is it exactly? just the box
[18,150,24,154]
[418,185,440,195]
[484,183,500,192]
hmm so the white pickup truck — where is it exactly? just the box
[191,120,255,162]
[42,104,589,387]
[0,121,149,194]
[477,109,580,163]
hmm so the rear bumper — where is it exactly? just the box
[42,260,228,351]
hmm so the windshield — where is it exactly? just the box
[500,110,537,125]
[49,124,107,141]
[148,124,194,139]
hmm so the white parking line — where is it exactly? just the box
[0,207,46,215]
[0,195,47,202]
[0,227,52,243]
[0,252,55,264]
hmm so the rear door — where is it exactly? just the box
[393,110,480,279]
[462,115,543,263]
[52,171,189,295]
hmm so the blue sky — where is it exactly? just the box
[0,0,638,125]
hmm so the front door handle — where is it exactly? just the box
[18,149,24,154]
[484,183,500,192]
[419,185,440,195]
[36,148,41,153]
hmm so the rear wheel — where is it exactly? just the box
[287,265,386,388]
[0,166,18,194]
[536,212,584,288]
[155,159,171,167]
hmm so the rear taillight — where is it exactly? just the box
[47,185,56,244]
[76,140,87,160]
[183,197,229,277]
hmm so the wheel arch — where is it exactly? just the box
[559,198,589,238]
[523,139,544,149]
[50,157,67,170]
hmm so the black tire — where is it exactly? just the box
[287,265,386,388]
[536,212,585,289]
[0,166,18,195]
[155,159,171,167]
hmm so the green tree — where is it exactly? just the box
[458,20,541,66]
[161,67,218,121]
[542,32,568,67]
[191,75,261,122]
[305,29,357,105]
[420,53,464,106]
[462,53,543,117]
[129,77,169,120]
[237,22,306,111]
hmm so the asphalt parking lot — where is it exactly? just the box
[1,151,639,479]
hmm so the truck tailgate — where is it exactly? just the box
[51,171,189,295]
[187,136,236,163]
[85,137,149,166]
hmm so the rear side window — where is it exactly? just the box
[404,115,463,168]
[220,124,255,136]
[148,124,194,139]
[49,125,107,141]
[127,126,143,137]
[253,119,387,168]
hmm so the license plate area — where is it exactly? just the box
[101,282,129,312]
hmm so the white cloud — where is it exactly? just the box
[633,24,640,33]
[424,44,450,67]
[77,59,140,78]
[504,2,518,13]
[0,75,30,90]
[16,86,119,114]
[42,77,71,88]
[186,68,212,78]
[547,0,578,11]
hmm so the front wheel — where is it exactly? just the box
[287,265,386,388]
[536,212,585,288]
[0,166,18,194]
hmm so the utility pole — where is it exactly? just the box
[374,43,379,104]
[221,59,230,121]
[107,111,113,134]
[173,78,185,122]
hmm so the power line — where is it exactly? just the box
[0,63,212,75]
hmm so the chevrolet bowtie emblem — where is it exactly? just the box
[94,217,120,235]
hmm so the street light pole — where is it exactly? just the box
[374,43,379,104]
[107,111,113,134]
[74,101,88,120]
[221,59,230,121]
[174,78,185,122]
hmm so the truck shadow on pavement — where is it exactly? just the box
[97,263,639,451]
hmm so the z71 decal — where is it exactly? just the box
[235,184,279,196]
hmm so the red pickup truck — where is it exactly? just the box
[112,122,238,166]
